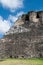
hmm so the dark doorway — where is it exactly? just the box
[21,56,24,58]
[39,53,42,57]
[37,13,40,18]
[10,55,12,58]
[14,56,18,58]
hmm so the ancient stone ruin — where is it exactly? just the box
[0,11,43,59]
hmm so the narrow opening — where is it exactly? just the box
[14,56,18,58]
[10,55,12,58]
[21,56,24,58]
[39,53,42,57]
[16,56,18,58]
[25,15,29,21]
[37,13,40,18]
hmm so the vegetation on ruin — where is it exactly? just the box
[0,58,43,65]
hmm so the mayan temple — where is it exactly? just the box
[0,11,43,59]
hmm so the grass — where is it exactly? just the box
[0,58,43,65]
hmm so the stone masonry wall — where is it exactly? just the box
[0,11,43,59]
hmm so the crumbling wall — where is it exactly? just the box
[0,42,6,59]
[3,31,43,58]
[0,11,43,59]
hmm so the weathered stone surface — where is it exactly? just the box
[0,11,43,59]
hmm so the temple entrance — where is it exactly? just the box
[10,55,12,58]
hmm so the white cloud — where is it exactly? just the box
[8,11,24,23]
[16,11,24,17]
[0,11,24,34]
[8,15,18,23]
[0,0,23,12]
[0,16,10,33]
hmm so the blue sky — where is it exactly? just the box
[0,0,43,38]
